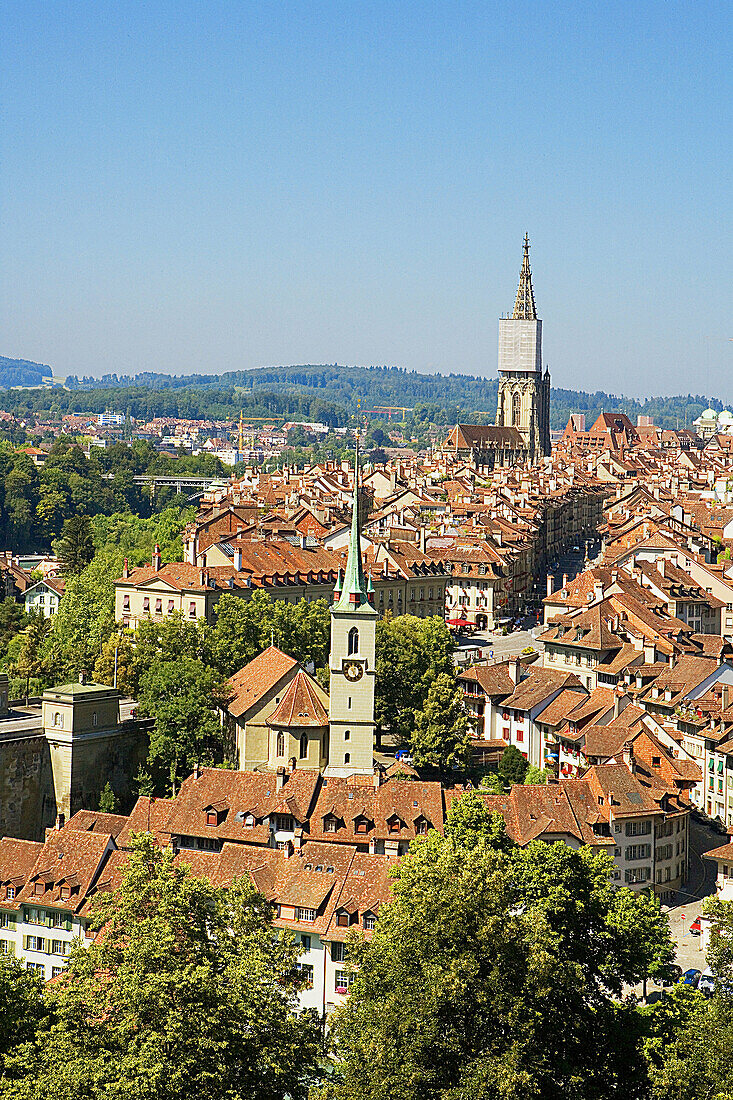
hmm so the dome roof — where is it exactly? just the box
[719,410,733,422]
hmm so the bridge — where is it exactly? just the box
[103,473,233,498]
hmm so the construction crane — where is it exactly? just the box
[369,406,414,422]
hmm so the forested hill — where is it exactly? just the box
[0,356,54,387]
[0,359,723,430]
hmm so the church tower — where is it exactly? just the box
[326,442,377,777]
[495,235,551,459]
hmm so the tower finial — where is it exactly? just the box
[333,432,371,611]
[512,234,537,320]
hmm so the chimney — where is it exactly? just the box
[622,740,635,772]
[276,765,286,791]
[152,543,162,571]
[234,547,243,571]
[373,766,382,789]
[78,670,87,686]
[659,557,666,578]
[123,557,129,579]
[546,573,554,598]
[593,580,604,601]
[420,527,426,554]
[55,812,65,830]
[562,573,569,589]
[299,533,308,549]
[613,691,621,719]
[722,683,730,712]
[193,762,201,780]
[509,656,521,685]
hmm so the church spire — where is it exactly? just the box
[512,233,537,320]
[334,436,371,612]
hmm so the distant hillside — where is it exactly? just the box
[0,356,54,387]
[61,364,722,431]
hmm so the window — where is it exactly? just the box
[344,753,350,764]
[300,934,311,951]
[625,821,651,837]
[0,913,11,928]
[337,910,350,927]
[515,730,524,743]
[355,817,369,834]
[652,756,661,767]
[296,907,316,923]
[168,599,175,612]
[388,817,401,834]
[26,962,45,974]
[123,595,130,611]
[53,712,62,728]
[5,887,15,901]
[143,597,150,613]
[335,970,355,993]
[0,940,12,955]
[51,940,64,956]
[296,962,314,988]
[624,868,650,884]
[188,601,197,618]
[34,882,44,896]
[512,391,521,426]
[206,810,218,826]
[415,820,428,835]
[276,815,293,831]
[51,912,66,927]
[92,712,97,727]
[276,732,285,757]
[155,598,162,615]
[625,844,651,861]
[51,966,63,978]
[348,627,359,655]
[299,733,308,760]
[324,816,338,833]
[347,696,352,710]
[26,935,45,952]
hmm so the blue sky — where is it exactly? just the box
[1,1,731,397]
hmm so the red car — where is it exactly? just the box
[689,917,702,935]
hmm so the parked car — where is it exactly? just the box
[645,990,667,1005]
[681,968,702,987]
[699,969,717,996]
[689,917,703,935]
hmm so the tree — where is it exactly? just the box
[46,550,121,681]
[323,819,672,1100]
[205,593,331,679]
[443,790,513,853]
[93,631,137,696]
[0,954,47,1065]
[498,744,528,785]
[56,515,95,576]
[4,835,322,1100]
[137,657,227,794]
[9,618,51,699]
[479,771,504,794]
[523,765,548,785]
[0,599,25,652]
[98,781,117,813]
[410,672,470,771]
[374,615,453,741]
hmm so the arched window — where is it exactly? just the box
[299,732,308,760]
[54,712,62,728]
[512,391,522,427]
[276,731,285,757]
[348,627,359,655]
[344,752,350,765]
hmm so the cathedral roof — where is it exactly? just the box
[333,440,376,615]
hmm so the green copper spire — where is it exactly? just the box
[333,437,373,613]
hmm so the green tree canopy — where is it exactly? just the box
[205,592,330,678]
[498,744,529,785]
[3,835,322,1100]
[410,671,470,772]
[138,656,227,794]
[323,803,673,1100]
[374,615,453,741]
[55,515,95,576]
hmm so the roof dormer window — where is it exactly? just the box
[206,811,218,826]
[388,816,402,834]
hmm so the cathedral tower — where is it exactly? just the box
[326,441,377,777]
[495,235,551,459]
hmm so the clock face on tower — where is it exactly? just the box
[342,659,364,682]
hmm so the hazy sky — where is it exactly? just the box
[2,1,731,398]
